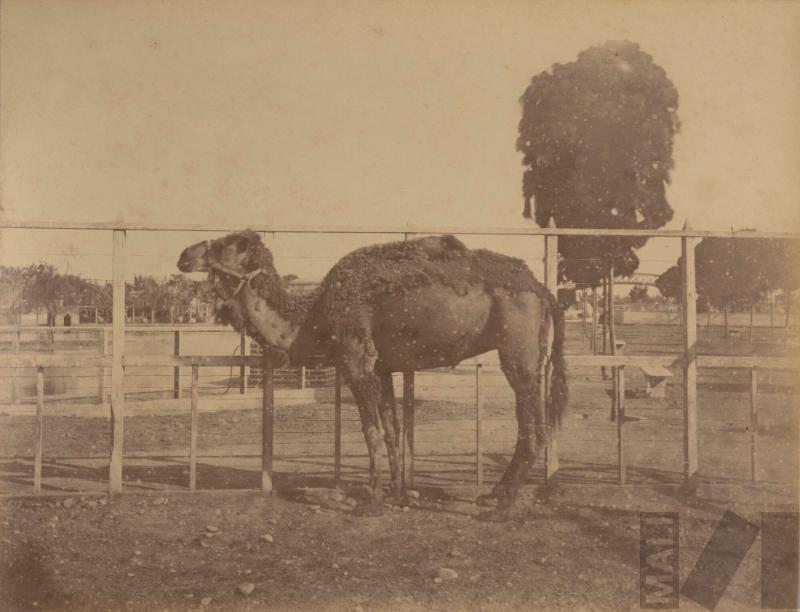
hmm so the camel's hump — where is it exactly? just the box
[415,234,467,256]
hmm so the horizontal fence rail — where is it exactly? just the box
[1,221,798,497]
[1,352,794,370]
[2,219,800,239]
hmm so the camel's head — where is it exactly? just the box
[177,230,273,276]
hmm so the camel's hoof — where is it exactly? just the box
[476,508,511,522]
[385,493,409,507]
[353,502,384,517]
[475,494,499,507]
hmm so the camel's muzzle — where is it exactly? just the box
[177,240,210,273]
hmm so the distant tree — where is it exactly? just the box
[659,237,786,337]
[628,285,649,303]
[750,238,800,336]
[517,40,680,287]
[22,264,101,326]
[655,265,680,301]
[162,275,213,322]
[23,264,64,326]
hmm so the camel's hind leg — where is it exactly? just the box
[340,335,385,516]
[376,371,404,501]
[477,296,549,520]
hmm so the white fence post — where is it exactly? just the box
[261,354,274,493]
[475,363,483,488]
[240,329,248,394]
[750,367,758,482]
[681,221,699,481]
[97,328,107,403]
[34,367,44,493]
[544,218,559,483]
[190,364,199,491]
[11,328,20,404]
[109,229,126,495]
[402,371,415,489]
[334,366,342,487]
[173,330,181,399]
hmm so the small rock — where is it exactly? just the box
[134,550,142,556]
[244,569,252,575]
[267,518,277,525]
[433,577,443,584]
[332,563,339,569]
[238,582,255,596]
[437,568,458,580]
[402,506,410,513]
[354,607,365,612]
[449,548,463,558]
[200,597,212,606]
[307,504,321,511]
[260,533,273,543]
[406,490,420,500]
[99,498,107,506]
[205,525,219,533]
[62,498,75,509]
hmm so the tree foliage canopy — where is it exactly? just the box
[0,265,215,325]
[518,41,680,285]
[655,238,800,311]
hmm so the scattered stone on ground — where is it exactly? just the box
[237,582,255,596]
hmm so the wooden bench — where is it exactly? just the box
[640,365,673,399]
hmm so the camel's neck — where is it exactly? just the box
[233,270,313,358]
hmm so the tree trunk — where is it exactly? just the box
[724,306,728,338]
[608,262,618,421]
[785,287,792,346]
[582,289,588,344]
[592,286,598,354]
[601,274,608,380]
[770,291,774,328]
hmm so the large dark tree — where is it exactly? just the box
[655,264,680,301]
[518,41,680,286]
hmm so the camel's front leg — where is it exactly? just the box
[377,372,404,501]
[347,373,385,516]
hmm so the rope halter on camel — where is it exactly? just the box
[208,261,265,300]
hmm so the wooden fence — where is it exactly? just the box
[0,220,797,495]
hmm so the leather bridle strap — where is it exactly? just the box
[208,262,264,299]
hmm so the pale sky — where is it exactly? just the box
[1,0,799,282]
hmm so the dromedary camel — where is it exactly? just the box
[178,231,566,520]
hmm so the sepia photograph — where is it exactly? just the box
[0,1,798,610]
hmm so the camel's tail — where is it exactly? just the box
[547,297,568,431]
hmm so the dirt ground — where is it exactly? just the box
[1,480,796,611]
